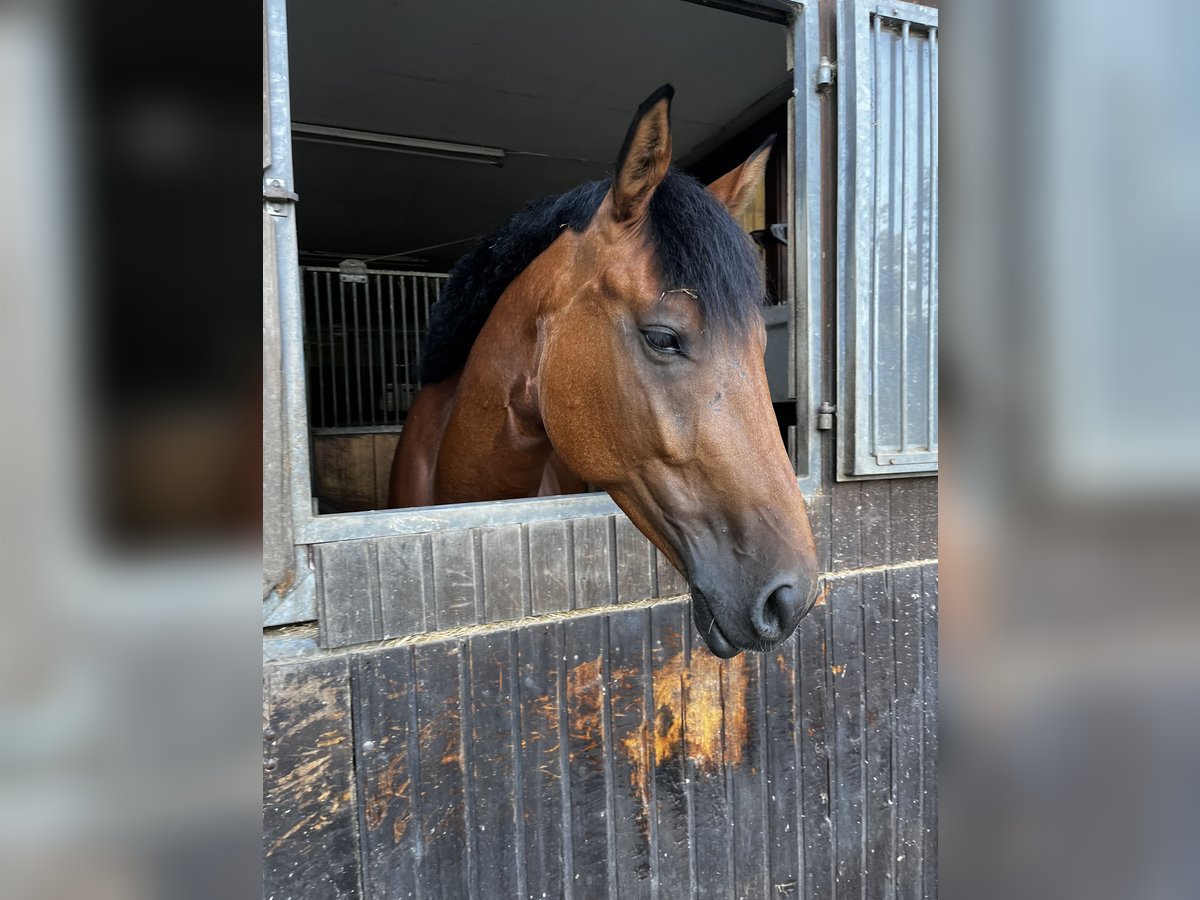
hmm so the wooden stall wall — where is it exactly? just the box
[266,473,937,899]
[313,433,402,512]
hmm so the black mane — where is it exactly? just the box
[418,168,764,384]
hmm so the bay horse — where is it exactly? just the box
[388,85,819,658]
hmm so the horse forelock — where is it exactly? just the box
[418,168,765,384]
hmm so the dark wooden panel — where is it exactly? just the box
[564,614,611,897]
[831,575,866,899]
[889,477,938,564]
[805,491,833,575]
[863,570,897,899]
[730,652,769,899]
[608,609,656,898]
[615,515,656,604]
[516,622,567,900]
[830,481,863,571]
[764,639,801,897]
[799,584,835,899]
[686,631,733,899]
[891,564,925,897]
[573,516,615,609]
[920,565,939,899]
[528,519,571,614]
[430,530,479,629]
[313,433,377,513]
[375,534,427,638]
[318,540,382,648]
[859,479,894,567]
[650,602,692,898]
[467,632,522,899]
[263,656,360,900]
[655,548,689,597]
[480,524,527,622]
[352,648,419,900]
[412,641,471,896]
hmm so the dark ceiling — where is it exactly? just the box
[287,0,788,270]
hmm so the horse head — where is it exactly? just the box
[536,86,820,657]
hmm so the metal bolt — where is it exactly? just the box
[264,757,278,771]
[264,727,277,742]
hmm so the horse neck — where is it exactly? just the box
[432,262,557,504]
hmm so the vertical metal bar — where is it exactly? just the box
[899,20,911,450]
[422,276,432,335]
[311,270,326,428]
[364,276,377,426]
[928,27,939,451]
[400,275,413,408]
[337,272,349,426]
[355,282,364,427]
[870,13,883,460]
[388,274,399,426]
[375,275,387,426]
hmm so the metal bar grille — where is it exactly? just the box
[839,0,939,477]
[301,267,450,430]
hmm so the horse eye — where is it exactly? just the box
[642,328,682,354]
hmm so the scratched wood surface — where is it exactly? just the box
[263,656,361,899]
[264,562,938,899]
[314,476,938,649]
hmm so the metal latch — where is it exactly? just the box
[263,178,299,217]
[816,401,835,430]
[816,57,835,92]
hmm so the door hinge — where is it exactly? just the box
[816,401,835,430]
[264,178,299,217]
[816,57,835,93]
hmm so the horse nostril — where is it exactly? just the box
[752,584,805,644]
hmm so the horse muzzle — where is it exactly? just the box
[689,575,820,658]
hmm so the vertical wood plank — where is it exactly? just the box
[889,477,937,564]
[480,524,526,623]
[806,491,833,575]
[572,516,615,609]
[831,575,866,900]
[564,615,610,898]
[318,541,381,648]
[655,548,688,597]
[608,608,655,898]
[431,530,478,629]
[892,564,924,896]
[687,637,732,899]
[352,648,418,900]
[263,657,361,900]
[376,534,427,638]
[517,623,566,900]
[372,433,401,509]
[920,564,939,900]
[863,570,897,899]
[831,481,863,571]
[915,478,939,560]
[413,641,470,897]
[650,603,691,898]
[615,515,655,604]
[313,433,377,512]
[730,652,769,900]
[467,633,521,899]
[528,519,571,614]
[799,584,834,899]
[765,639,801,896]
[859,479,893,568]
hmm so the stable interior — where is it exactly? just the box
[287,0,792,513]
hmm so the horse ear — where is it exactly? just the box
[611,84,675,223]
[708,134,775,217]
